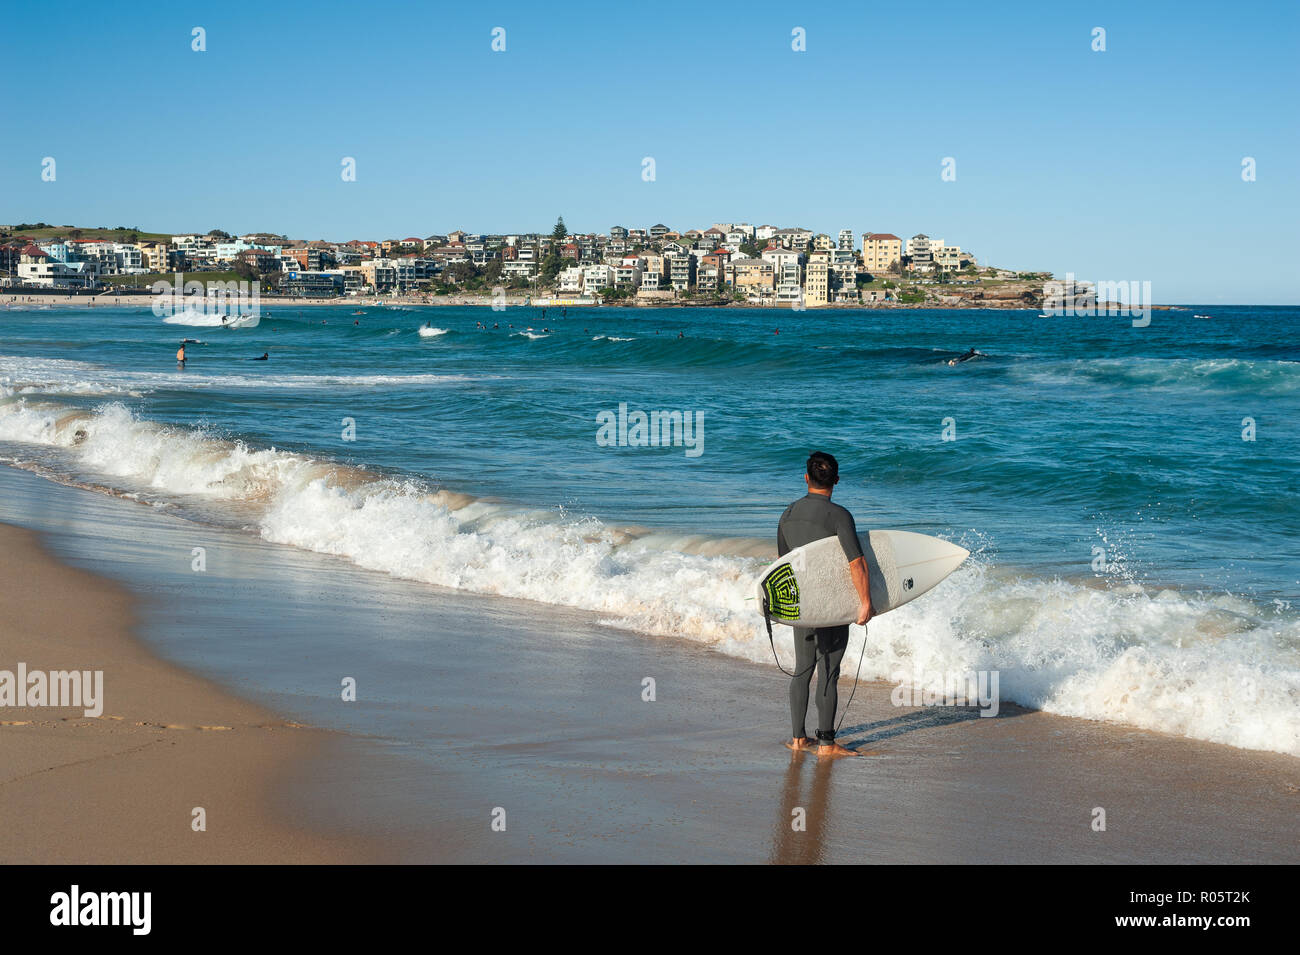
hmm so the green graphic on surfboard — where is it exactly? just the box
[761,563,801,621]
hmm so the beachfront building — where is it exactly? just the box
[761,245,800,274]
[906,234,937,271]
[136,241,171,272]
[696,264,719,291]
[558,267,584,293]
[613,256,644,289]
[235,249,280,273]
[804,259,830,307]
[933,243,968,271]
[112,243,145,273]
[861,233,902,274]
[283,271,343,297]
[755,225,778,241]
[640,252,667,283]
[775,254,802,304]
[831,260,860,303]
[838,229,855,252]
[582,264,614,293]
[667,253,695,291]
[726,256,775,300]
[282,247,335,271]
[502,260,537,281]
[16,245,99,287]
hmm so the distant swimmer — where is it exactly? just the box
[678,331,684,339]
[947,348,981,367]
[253,352,269,361]
[775,328,780,335]
[354,319,359,325]
[176,343,187,366]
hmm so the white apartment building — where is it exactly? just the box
[558,267,584,293]
[582,264,614,292]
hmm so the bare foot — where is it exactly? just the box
[784,736,817,752]
[816,742,861,758]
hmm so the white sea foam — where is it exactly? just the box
[1,397,1296,757]
[0,354,481,398]
[161,307,261,328]
[417,326,448,338]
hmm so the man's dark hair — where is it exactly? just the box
[806,451,839,490]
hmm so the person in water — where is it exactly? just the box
[176,342,186,365]
[948,348,980,366]
[254,352,269,361]
[777,451,872,758]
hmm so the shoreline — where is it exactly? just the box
[0,521,388,864]
[0,464,1295,863]
[0,292,1178,311]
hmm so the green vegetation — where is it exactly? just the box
[2,224,171,243]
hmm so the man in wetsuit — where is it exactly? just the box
[948,348,979,366]
[778,451,872,757]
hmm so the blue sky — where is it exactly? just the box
[3,0,1297,302]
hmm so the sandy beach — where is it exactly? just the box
[0,465,1294,864]
[0,521,385,864]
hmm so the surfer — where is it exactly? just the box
[947,348,980,366]
[253,352,269,361]
[778,451,872,758]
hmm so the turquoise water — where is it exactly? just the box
[1,302,1298,754]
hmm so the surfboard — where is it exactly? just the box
[757,531,969,628]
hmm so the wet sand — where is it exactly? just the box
[0,465,1295,863]
[0,522,386,863]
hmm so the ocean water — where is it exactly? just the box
[1,302,1297,756]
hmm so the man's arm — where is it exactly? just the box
[833,506,871,625]
[849,556,872,625]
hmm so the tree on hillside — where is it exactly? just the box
[444,261,478,284]
[551,217,568,243]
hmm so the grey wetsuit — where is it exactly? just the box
[777,493,865,743]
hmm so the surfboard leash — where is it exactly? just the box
[761,597,818,679]
[762,596,868,734]
[836,623,867,733]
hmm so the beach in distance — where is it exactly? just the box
[0,301,1296,863]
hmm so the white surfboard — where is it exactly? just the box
[757,531,969,628]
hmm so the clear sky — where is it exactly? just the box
[3,0,1297,302]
